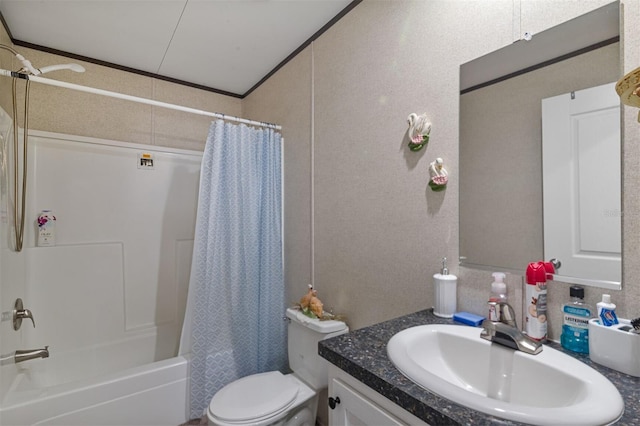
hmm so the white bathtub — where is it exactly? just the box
[0,130,199,425]
[0,353,189,426]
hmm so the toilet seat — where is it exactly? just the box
[208,371,299,424]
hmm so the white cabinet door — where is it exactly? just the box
[541,82,621,284]
[329,378,405,426]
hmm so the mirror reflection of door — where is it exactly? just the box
[541,82,621,283]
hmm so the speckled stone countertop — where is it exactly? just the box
[318,309,640,425]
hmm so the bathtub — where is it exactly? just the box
[0,131,199,425]
[0,350,189,426]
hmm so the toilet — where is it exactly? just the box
[207,308,349,426]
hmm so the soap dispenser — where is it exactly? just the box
[433,257,457,318]
[488,272,507,321]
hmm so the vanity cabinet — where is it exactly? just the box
[327,365,429,426]
[329,378,404,425]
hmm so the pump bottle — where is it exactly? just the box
[488,272,507,321]
[433,257,457,318]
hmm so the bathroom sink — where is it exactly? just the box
[387,324,624,425]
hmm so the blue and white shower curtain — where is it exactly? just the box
[186,120,285,419]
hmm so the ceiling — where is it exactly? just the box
[0,0,355,97]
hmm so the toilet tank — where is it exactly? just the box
[285,308,348,390]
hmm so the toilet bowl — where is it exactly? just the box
[206,308,348,426]
[207,372,316,426]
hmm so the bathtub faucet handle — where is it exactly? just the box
[13,298,35,330]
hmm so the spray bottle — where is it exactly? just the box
[525,261,548,341]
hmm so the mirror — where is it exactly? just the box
[459,1,622,290]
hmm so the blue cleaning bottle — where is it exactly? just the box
[560,286,594,354]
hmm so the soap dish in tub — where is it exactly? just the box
[588,318,640,377]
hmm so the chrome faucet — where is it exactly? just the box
[481,302,542,355]
[14,346,49,363]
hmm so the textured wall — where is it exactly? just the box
[242,47,313,307]
[245,0,640,338]
[246,0,515,330]
[5,46,242,151]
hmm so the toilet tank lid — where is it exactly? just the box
[286,308,347,333]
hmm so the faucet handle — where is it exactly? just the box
[13,298,35,330]
[497,302,517,328]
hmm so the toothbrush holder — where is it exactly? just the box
[588,318,640,377]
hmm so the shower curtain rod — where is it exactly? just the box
[0,69,282,130]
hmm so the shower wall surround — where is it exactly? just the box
[22,134,201,358]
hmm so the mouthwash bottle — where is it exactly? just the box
[561,285,594,354]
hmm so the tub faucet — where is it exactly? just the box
[481,302,542,355]
[15,346,49,363]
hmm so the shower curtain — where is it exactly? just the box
[186,120,285,419]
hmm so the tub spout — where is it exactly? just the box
[15,346,49,363]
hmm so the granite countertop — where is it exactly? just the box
[318,309,640,426]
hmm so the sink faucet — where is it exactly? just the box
[481,302,542,355]
[14,346,49,363]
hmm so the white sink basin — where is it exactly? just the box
[387,324,624,425]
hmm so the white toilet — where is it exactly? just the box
[206,308,349,426]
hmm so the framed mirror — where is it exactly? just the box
[459,1,622,290]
